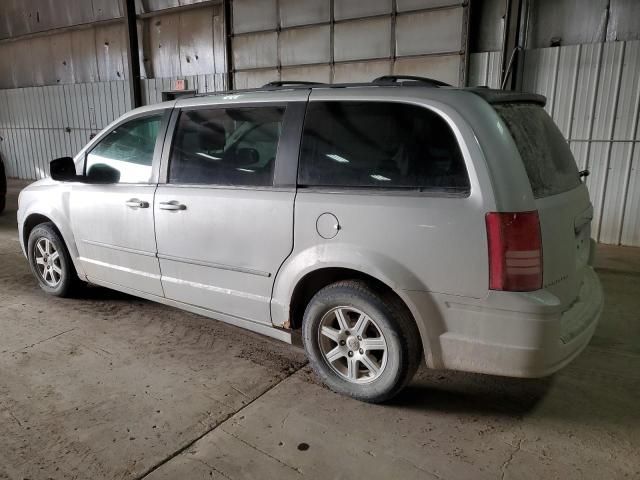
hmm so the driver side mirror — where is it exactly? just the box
[50,156,78,182]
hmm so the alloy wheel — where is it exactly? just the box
[318,306,388,384]
[34,237,63,287]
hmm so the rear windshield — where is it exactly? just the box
[494,103,580,198]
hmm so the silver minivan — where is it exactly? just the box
[17,77,603,402]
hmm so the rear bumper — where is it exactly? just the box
[405,267,603,378]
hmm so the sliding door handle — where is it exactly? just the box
[125,199,149,208]
[159,201,187,211]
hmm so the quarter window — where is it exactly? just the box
[298,101,469,192]
[169,107,285,186]
[86,114,162,184]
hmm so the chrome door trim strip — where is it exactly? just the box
[81,239,157,257]
[157,253,271,278]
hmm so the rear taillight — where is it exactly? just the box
[485,211,542,292]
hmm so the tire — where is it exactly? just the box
[0,195,5,215]
[27,222,81,297]
[302,280,422,403]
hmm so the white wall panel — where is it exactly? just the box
[333,60,391,83]
[281,65,332,84]
[279,25,331,66]
[279,0,330,27]
[334,17,391,62]
[396,8,464,56]
[231,0,469,86]
[394,54,460,86]
[397,0,463,10]
[232,32,278,70]
[232,0,278,34]
[334,0,391,20]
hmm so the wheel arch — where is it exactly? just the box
[21,211,86,279]
[282,265,437,366]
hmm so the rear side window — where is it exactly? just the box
[298,101,469,193]
[169,106,284,186]
[495,103,580,198]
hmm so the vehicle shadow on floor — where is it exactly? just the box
[391,369,554,418]
[77,284,142,302]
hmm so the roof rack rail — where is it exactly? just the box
[372,75,451,87]
[262,80,325,88]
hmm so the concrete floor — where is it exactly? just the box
[1,179,639,480]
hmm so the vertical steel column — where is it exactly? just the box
[122,0,142,107]
[223,0,234,90]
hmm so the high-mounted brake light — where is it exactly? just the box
[485,211,542,291]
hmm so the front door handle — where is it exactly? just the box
[125,199,150,208]
[159,201,187,211]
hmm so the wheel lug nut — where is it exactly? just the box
[357,336,362,341]
[339,340,345,346]
[348,351,353,357]
[359,348,363,354]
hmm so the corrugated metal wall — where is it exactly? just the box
[0,81,130,179]
[231,0,470,88]
[521,40,640,247]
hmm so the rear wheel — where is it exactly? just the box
[302,280,421,403]
[27,223,81,297]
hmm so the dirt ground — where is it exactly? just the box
[1,179,639,479]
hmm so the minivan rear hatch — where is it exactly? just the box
[494,102,592,308]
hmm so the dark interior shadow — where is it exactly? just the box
[390,368,554,418]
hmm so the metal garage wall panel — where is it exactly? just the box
[334,17,391,62]
[394,54,461,86]
[586,142,608,240]
[396,8,464,56]
[232,0,278,34]
[334,0,391,20]
[281,65,332,84]
[234,69,279,90]
[333,60,391,83]
[149,14,181,78]
[522,47,560,116]
[613,41,640,141]
[621,146,640,245]
[178,8,215,76]
[233,32,278,69]
[95,24,128,81]
[551,45,580,138]
[50,33,76,85]
[92,0,123,21]
[569,43,602,141]
[397,0,463,11]
[599,142,633,244]
[591,42,624,142]
[71,29,100,84]
[279,0,330,28]
[279,25,331,66]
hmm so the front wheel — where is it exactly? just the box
[302,280,422,403]
[27,223,81,297]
